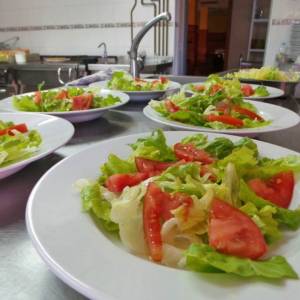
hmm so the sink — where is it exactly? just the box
[88,55,173,74]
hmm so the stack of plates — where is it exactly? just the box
[290,23,300,59]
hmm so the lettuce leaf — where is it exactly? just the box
[185,244,298,279]
[155,163,205,197]
[13,95,40,112]
[254,86,270,97]
[0,129,42,167]
[110,184,148,255]
[99,154,136,183]
[130,129,176,161]
[180,134,258,160]
[240,202,282,244]
[217,147,258,175]
[239,180,300,230]
[92,94,120,108]
[80,183,119,232]
[246,156,300,180]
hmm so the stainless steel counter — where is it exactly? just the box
[1,97,300,300]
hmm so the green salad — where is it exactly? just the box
[226,67,300,82]
[187,75,270,98]
[107,71,170,91]
[0,120,42,167]
[150,78,271,130]
[77,129,300,280]
[13,84,120,112]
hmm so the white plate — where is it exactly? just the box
[243,84,284,100]
[0,89,130,123]
[26,131,300,300]
[183,83,284,100]
[0,112,74,179]
[89,80,181,102]
[143,100,300,136]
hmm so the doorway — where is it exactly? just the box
[187,0,232,75]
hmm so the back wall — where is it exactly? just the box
[0,0,175,57]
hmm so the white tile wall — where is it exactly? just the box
[264,0,300,66]
[0,0,175,56]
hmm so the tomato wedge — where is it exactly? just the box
[209,84,223,95]
[200,164,217,182]
[55,90,68,100]
[206,114,244,127]
[143,183,194,261]
[160,76,168,84]
[143,183,164,261]
[162,192,193,221]
[209,199,267,259]
[135,157,182,174]
[216,101,230,114]
[72,94,93,110]
[105,172,148,193]
[247,171,294,208]
[232,105,264,121]
[241,84,255,97]
[0,123,28,136]
[193,84,205,92]
[34,91,42,104]
[174,143,215,164]
[165,100,180,113]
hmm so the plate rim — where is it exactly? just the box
[0,112,74,174]
[0,89,130,115]
[182,82,285,100]
[143,100,300,135]
[25,130,300,300]
[89,79,181,94]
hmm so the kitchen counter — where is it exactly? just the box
[0,56,173,72]
[1,86,300,299]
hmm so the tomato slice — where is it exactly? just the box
[200,164,217,182]
[206,114,244,127]
[105,172,148,193]
[241,84,255,97]
[232,105,264,121]
[143,183,164,261]
[174,143,215,164]
[34,91,42,104]
[193,84,205,92]
[55,90,68,100]
[163,192,193,222]
[0,123,28,136]
[135,157,181,173]
[247,171,294,208]
[160,76,168,84]
[165,100,180,113]
[72,94,93,110]
[209,84,223,95]
[215,101,230,114]
[209,199,267,259]
[143,183,194,261]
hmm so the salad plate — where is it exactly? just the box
[183,82,284,100]
[90,80,181,102]
[143,100,300,136]
[26,131,300,300]
[0,112,74,179]
[0,89,129,123]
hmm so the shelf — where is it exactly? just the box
[253,18,269,23]
[250,48,265,52]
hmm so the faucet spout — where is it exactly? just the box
[98,42,108,64]
[129,12,171,78]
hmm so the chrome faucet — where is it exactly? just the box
[128,12,171,78]
[98,42,108,64]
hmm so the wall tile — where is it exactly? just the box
[0,0,174,56]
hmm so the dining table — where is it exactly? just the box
[1,76,300,300]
